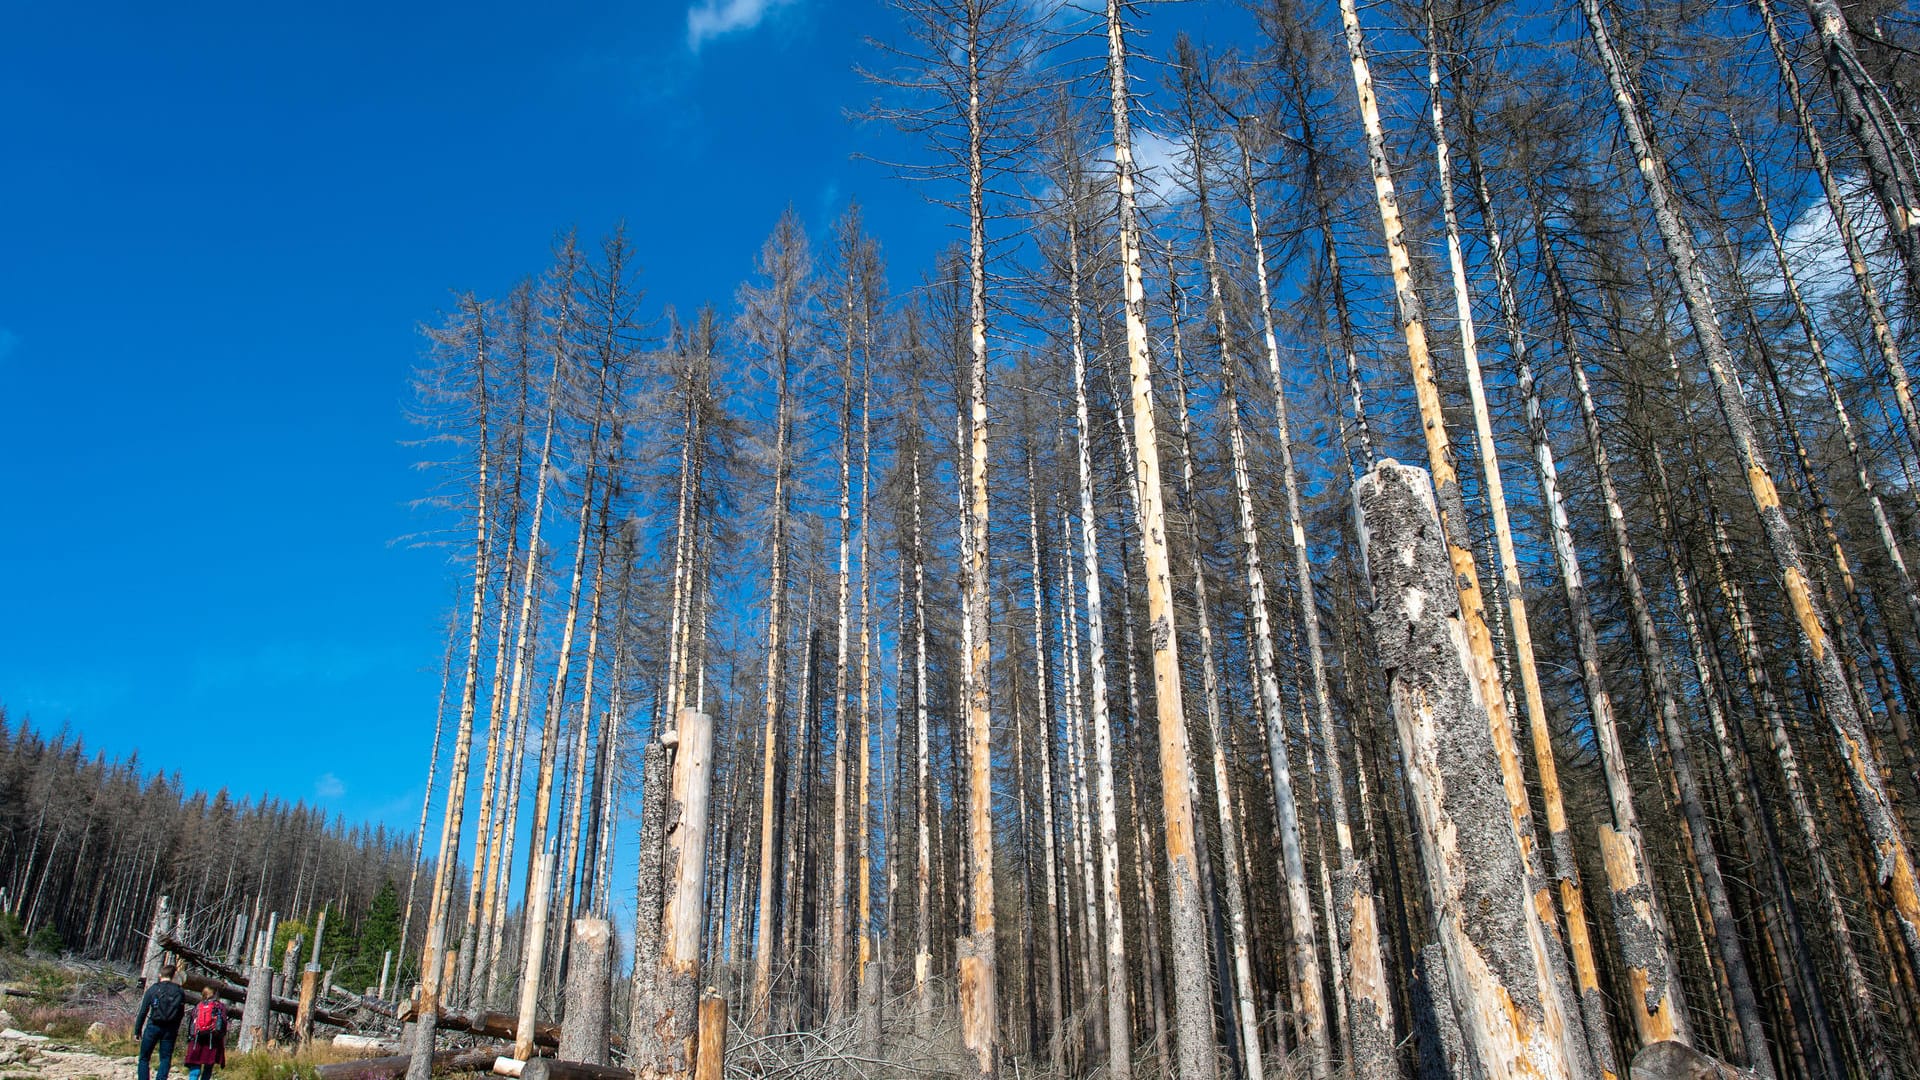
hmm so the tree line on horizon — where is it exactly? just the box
[383,0,1920,1076]
[0,709,418,992]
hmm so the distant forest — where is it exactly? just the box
[0,709,418,989]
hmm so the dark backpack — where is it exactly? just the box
[147,982,186,1027]
[194,998,223,1034]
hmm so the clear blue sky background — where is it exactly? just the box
[0,0,953,832]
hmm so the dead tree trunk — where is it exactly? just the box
[558,919,611,1065]
[1103,4,1213,1075]
[1356,459,1579,1080]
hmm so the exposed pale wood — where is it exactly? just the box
[520,1059,632,1080]
[1356,458,1578,1080]
[1102,4,1211,1075]
[694,991,727,1080]
[514,850,555,1061]
[142,895,171,987]
[298,966,320,1045]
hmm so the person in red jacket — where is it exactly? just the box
[183,986,227,1080]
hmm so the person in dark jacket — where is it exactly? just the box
[135,964,187,1080]
[184,985,227,1080]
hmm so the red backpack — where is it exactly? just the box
[195,999,222,1033]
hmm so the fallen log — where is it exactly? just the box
[398,1003,559,1049]
[522,1059,633,1080]
[315,1047,499,1080]
[182,973,357,1031]
[325,985,399,1018]
[332,1033,398,1055]
[160,933,248,986]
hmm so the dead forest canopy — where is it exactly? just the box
[43,0,1920,1074]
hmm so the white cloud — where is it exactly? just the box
[686,0,796,51]
[315,773,346,800]
[1742,176,1893,303]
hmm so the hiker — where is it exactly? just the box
[135,963,187,1080]
[184,985,227,1080]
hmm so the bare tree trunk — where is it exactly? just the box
[1026,463,1067,1076]
[1103,5,1213,1075]
[958,3,998,1070]
[1060,190,1131,1078]
[1167,292,1264,1080]
[1355,459,1576,1080]
[558,918,610,1066]
[829,273,857,1025]
[401,626,454,988]
[910,446,935,1031]
[513,850,554,1063]
[1060,525,1108,1070]
[749,243,798,1031]
[854,310,878,1036]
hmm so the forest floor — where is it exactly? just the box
[0,953,155,1080]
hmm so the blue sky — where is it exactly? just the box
[0,0,944,830]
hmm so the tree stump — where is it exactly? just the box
[141,896,172,987]
[1355,459,1583,1080]
[241,963,272,1052]
[558,919,611,1065]
[1630,1042,1760,1080]
[297,966,321,1045]
[693,992,726,1080]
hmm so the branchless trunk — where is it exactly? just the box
[1103,5,1213,1075]
[1060,520,1108,1069]
[1166,274,1263,1080]
[1579,0,1920,964]
[1339,4,1588,1074]
[1061,185,1131,1076]
[749,251,797,1035]
[1025,458,1067,1076]
[958,3,998,1071]
[1355,459,1575,1080]
[829,265,857,1025]
[911,446,934,1028]
[855,312,878,1028]
[1233,103,1395,1080]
